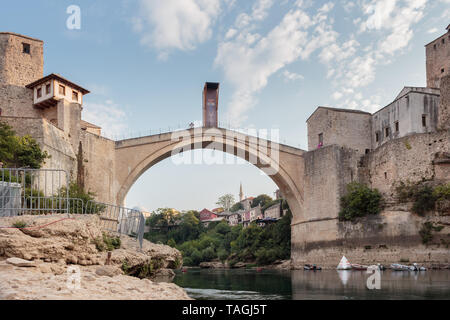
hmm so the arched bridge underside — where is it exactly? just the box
[114,128,306,223]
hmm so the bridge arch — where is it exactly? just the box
[114,128,305,222]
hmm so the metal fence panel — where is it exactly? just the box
[85,200,145,248]
[0,168,69,217]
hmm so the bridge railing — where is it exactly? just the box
[101,122,303,148]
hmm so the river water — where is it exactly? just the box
[173,268,450,300]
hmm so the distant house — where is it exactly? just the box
[264,202,282,220]
[199,208,217,221]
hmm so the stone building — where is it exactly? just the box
[263,202,282,220]
[308,26,449,154]
[0,32,116,203]
[426,25,450,89]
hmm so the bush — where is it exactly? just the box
[396,181,449,215]
[339,182,383,221]
[419,222,444,245]
[201,247,216,262]
[255,248,278,265]
[12,220,27,228]
[167,238,176,248]
[412,186,435,216]
[94,232,121,251]
[217,248,229,263]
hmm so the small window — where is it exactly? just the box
[37,88,42,98]
[422,115,427,127]
[433,44,437,50]
[365,149,370,154]
[443,38,445,44]
[22,43,30,54]
[72,90,78,101]
[318,133,323,144]
[376,132,380,142]
[442,68,445,74]
[59,85,65,95]
[385,127,390,137]
[395,121,399,132]
[384,172,387,179]
[46,84,51,95]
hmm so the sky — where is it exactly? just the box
[1,0,449,212]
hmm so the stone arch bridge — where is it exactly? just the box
[114,127,307,225]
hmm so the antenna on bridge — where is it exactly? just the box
[203,82,219,128]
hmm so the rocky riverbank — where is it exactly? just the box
[0,214,191,300]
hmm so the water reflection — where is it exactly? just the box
[291,270,450,300]
[173,268,450,300]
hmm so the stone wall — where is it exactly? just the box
[360,130,450,198]
[307,108,372,154]
[0,85,41,118]
[439,75,450,130]
[292,145,361,261]
[0,33,43,87]
[78,131,116,204]
[293,130,450,268]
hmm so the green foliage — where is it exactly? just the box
[433,183,450,201]
[339,182,383,221]
[216,194,235,211]
[412,186,435,216]
[0,121,49,169]
[12,220,27,228]
[167,238,176,248]
[57,181,102,213]
[121,259,130,274]
[94,232,121,251]
[230,202,243,212]
[251,194,273,208]
[395,181,450,215]
[146,205,292,267]
[419,222,444,245]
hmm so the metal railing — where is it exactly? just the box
[0,168,145,248]
[0,168,70,217]
[85,200,145,248]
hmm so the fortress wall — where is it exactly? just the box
[292,145,361,262]
[0,85,42,118]
[79,130,116,204]
[360,130,450,197]
[439,75,450,130]
[292,131,450,268]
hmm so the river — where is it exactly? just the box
[173,268,450,300]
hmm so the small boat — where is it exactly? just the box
[304,264,322,271]
[390,263,411,271]
[351,264,369,270]
[409,263,427,271]
[337,256,352,270]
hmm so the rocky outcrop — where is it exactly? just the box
[0,214,189,300]
[0,259,190,300]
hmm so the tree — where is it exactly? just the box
[216,194,235,211]
[230,202,243,212]
[0,121,49,169]
[252,194,273,208]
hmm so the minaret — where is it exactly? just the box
[239,182,244,201]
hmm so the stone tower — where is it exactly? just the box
[439,75,450,130]
[0,32,44,87]
[239,182,244,202]
[425,25,450,89]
